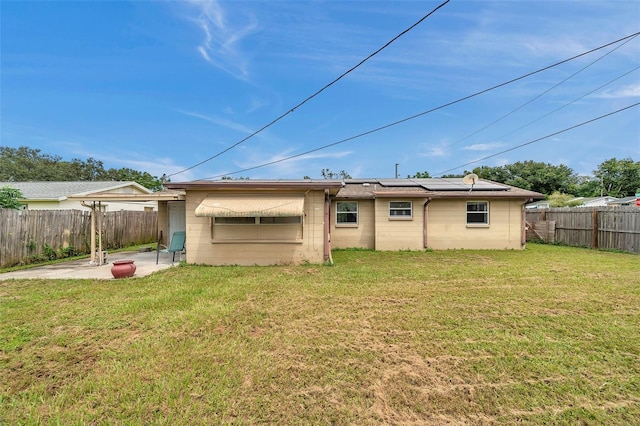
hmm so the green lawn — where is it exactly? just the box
[1,243,639,424]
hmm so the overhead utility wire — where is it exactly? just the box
[466,65,640,152]
[433,102,640,177]
[167,0,451,178]
[406,64,640,186]
[443,33,639,150]
[200,32,640,179]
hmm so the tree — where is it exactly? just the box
[469,165,511,184]
[471,161,578,195]
[102,167,163,191]
[547,191,583,207]
[0,186,23,209]
[569,175,600,197]
[408,171,431,178]
[0,146,62,181]
[320,169,351,179]
[0,146,164,191]
[593,157,640,198]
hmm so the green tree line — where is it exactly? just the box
[410,158,640,198]
[0,146,164,191]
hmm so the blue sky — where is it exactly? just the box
[1,1,639,182]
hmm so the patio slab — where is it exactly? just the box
[0,250,180,281]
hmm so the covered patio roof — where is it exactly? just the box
[67,188,185,202]
[67,189,185,266]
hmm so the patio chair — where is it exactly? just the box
[156,231,186,264]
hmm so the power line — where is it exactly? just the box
[199,32,640,180]
[167,0,451,178]
[443,34,639,150]
[475,65,639,148]
[433,103,640,177]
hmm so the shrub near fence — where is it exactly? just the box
[0,209,158,268]
[526,206,639,254]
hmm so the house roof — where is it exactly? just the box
[164,179,343,193]
[0,181,152,201]
[68,188,185,202]
[164,178,544,200]
[607,196,639,205]
[336,178,544,200]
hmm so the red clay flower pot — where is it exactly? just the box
[111,259,136,279]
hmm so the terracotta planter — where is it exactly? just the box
[111,259,136,279]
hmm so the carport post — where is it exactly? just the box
[98,201,103,265]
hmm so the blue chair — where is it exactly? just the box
[156,231,186,264]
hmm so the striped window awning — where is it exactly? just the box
[195,194,304,217]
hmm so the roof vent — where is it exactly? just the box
[363,183,371,187]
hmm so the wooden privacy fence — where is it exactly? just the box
[526,207,639,254]
[0,209,158,268]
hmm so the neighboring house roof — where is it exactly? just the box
[607,196,639,206]
[525,200,551,209]
[574,196,619,206]
[0,181,152,202]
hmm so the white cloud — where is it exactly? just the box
[186,0,258,80]
[463,142,505,151]
[594,83,640,99]
[178,110,256,134]
[418,141,449,158]
[228,147,354,178]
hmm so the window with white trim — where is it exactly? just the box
[389,201,412,218]
[466,201,489,225]
[336,201,358,225]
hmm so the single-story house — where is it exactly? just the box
[525,200,551,209]
[607,196,640,207]
[162,178,544,266]
[573,196,620,207]
[0,181,157,211]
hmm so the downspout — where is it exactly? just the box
[324,189,333,265]
[521,198,532,247]
[423,198,431,249]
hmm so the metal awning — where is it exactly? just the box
[195,195,305,217]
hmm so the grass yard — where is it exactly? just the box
[1,243,639,424]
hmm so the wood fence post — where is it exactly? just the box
[592,209,599,249]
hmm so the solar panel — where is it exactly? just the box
[422,179,508,191]
[375,178,509,191]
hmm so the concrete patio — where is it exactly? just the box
[0,250,180,281]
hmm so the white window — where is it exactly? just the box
[467,201,489,225]
[336,201,358,225]
[389,201,412,218]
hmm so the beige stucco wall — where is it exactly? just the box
[374,198,427,251]
[185,190,327,266]
[330,199,375,249]
[426,199,525,250]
